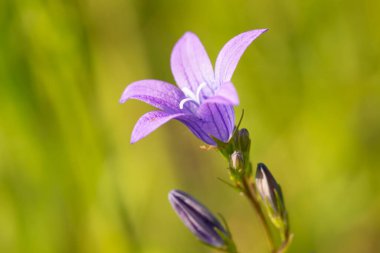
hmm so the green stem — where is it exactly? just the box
[276,234,294,253]
[217,215,240,253]
[241,177,276,253]
[226,242,239,253]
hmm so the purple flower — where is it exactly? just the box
[120,29,268,145]
[168,190,228,247]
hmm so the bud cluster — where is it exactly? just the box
[227,128,253,183]
[169,126,292,252]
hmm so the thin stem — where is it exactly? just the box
[226,242,239,253]
[217,215,240,253]
[276,234,293,253]
[241,177,276,253]
[216,245,238,253]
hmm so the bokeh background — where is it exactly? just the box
[1,0,380,252]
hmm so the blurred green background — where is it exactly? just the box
[1,0,380,252]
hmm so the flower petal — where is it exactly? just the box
[120,80,186,113]
[215,29,268,84]
[171,32,215,93]
[203,82,239,106]
[131,111,185,143]
[178,117,216,145]
[192,103,235,144]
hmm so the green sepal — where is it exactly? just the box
[260,183,289,239]
[217,177,241,192]
[235,110,245,132]
[212,136,235,160]
[212,110,246,160]
[198,214,239,253]
[215,214,239,253]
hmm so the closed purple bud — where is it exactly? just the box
[255,163,284,214]
[168,190,228,247]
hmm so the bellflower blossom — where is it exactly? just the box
[120,29,268,145]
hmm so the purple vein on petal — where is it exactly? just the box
[179,47,198,91]
[206,104,223,141]
[215,31,253,82]
[215,29,268,84]
[178,116,215,145]
[120,80,186,113]
[214,104,231,141]
[220,104,232,133]
[121,30,267,145]
[171,32,214,92]
[131,111,185,143]
[224,105,234,134]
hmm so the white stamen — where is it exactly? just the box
[195,82,207,103]
[181,87,196,100]
[179,98,193,110]
[179,82,207,109]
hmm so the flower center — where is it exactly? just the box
[179,82,207,110]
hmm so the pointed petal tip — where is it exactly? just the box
[182,31,196,39]
[129,136,138,144]
[119,80,184,111]
[130,124,145,144]
[119,85,132,104]
[171,30,214,91]
[174,32,196,46]
[168,189,181,200]
[246,28,269,38]
[130,111,185,145]
[251,28,269,38]
[259,28,269,35]
[168,192,174,203]
[215,29,269,83]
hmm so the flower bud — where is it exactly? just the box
[237,128,251,153]
[230,151,244,173]
[168,190,229,247]
[255,163,285,218]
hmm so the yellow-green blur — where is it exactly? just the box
[1,0,380,252]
